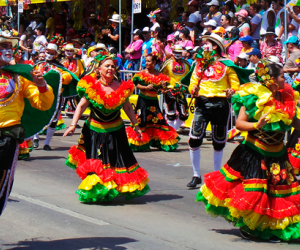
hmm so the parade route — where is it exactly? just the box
[0,118,300,250]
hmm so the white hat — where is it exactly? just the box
[267,55,283,67]
[173,45,183,53]
[0,30,19,47]
[237,53,249,59]
[95,43,107,49]
[64,44,75,51]
[109,14,122,23]
[132,29,141,34]
[207,0,220,6]
[46,43,58,52]
[185,46,194,51]
[204,19,217,27]
[142,27,150,32]
[193,46,200,52]
[174,31,180,36]
[201,33,225,53]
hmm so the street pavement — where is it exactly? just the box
[1,117,300,250]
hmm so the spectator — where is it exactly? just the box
[236,0,249,12]
[28,12,36,30]
[33,14,44,32]
[202,19,217,35]
[87,14,98,36]
[235,9,250,37]
[260,27,282,63]
[182,46,194,65]
[249,4,262,49]
[184,0,201,31]
[33,25,47,52]
[20,26,35,60]
[287,5,300,38]
[84,33,95,47]
[125,29,144,71]
[151,36,165,68]
[283,36,300,75]
[212,27,226,38]
[66,19,76,42]
[30,50,39,63]
[220,14,234,38]
[273,0,285,41]
[257,0,266,16]
[165,34,175,59]
[45,10,55,40]
[38,51,46,62]
[172,20,181,35]
[205,0,222,26]
[147,9,161,32]
[237,53,249,68]
[222,0,235,19]
[140,27,154,70]
[246,48,261,70]
[178,28,194,48]
[103,14,122,51]
[151,27,161,39]
[260,0,275,35]
[239,35,253,54]
[227,27,243,62]
[176,6,185,22]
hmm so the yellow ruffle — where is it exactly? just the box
[201,184,300,231]
[78,174,103,190]
[68,154,78,167]
[238,84,295,125]
[160,138,179,146]
[116,178,149,193]
[128,138,149,146]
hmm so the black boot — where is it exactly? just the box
[43,145,52,151]
[187,177,202,188]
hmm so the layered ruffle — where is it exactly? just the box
[287,148,300,175]
[133,71,170,87]
[18,139,33,160]
[77,75,134,114]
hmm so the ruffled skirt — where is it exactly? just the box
[18,139,33,160]
[65,121,150,203]
[287,129,300,175]
[126,95,180,152]
[197,144,300,241]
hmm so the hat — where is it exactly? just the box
[173,45,183,52]
[95,43,107,50]
[193,46,200,52]
[212,27,226,34]
[147,8,161,19]
[87,46,96,57]
[180,28,190,37]
[264,27,277,37]
[237,53,249,59]
[201,33,225,53]
[283,36,299,44]
[204,19,217,27]
[247,48,261,57]
[64,44,75,51]
[72,35,84,44]
[167,34,175,41]
[142,27,150,33]
[223,0,232,4]
[185,46,194,52]
[26,26,33,34]
[132,29,141,35]
[267,55,283,66]
[46,43,58,52]
[207,0,220,6]
[235,9,248,18]
[186,0,198,6]
[109,14,122,23]
[239,35,253,44]
[174,31,180,37]
[0,30,19,47]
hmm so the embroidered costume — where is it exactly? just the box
[126,71,180,152]
[197,83,300,241]
[65,75,150,202]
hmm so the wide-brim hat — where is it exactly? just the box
[201,33,225,53]
[46,43,58,52]
[72,35,84,44]
[109,14,122,23]
[173,45,183,53]
[64,43,75,51]
[0,31,19,47]
[263,27,277,37]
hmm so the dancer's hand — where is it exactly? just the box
[134,125,142,139]
[31,70,45,86]
[256,112,270,129]
[63,126,76,137]
[223,88,235,98]
[147,84,154,90]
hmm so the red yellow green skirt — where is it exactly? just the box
[287,129,300,175]
[18,139,33,160]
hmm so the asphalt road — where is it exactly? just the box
[1,118,300,250]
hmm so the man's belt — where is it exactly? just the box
[0,125,25,144]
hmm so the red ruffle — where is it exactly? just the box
[204,170,300,219]
[19,140,29,149]
[126,126,150,143]
[288,152,300,173]
[144,126,179,141]
[68,145,86,166]
[114,165,148,186]
[134,71,170,86]
[276,84,297,119]
[76,158,116,182]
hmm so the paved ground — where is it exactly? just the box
[1,117,300,250]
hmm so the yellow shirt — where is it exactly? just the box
[160,59,190,88]
[189,61,240,98]
[46,17,55,40]
[0,73,54,128]
[61,59,85,78]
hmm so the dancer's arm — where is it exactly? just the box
[63,97,90,137]
[236,106,270,131]
[123,101,142,138]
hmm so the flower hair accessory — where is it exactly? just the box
[147,9,161,19]
[255,60,274,87]
[49,33,64,46]
[94,52,117,65]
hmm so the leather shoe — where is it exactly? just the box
[187,176,202,188]
[33,139,39,149]
[43,145,52,151]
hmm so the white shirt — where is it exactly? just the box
[275,8,286,40]
[28,21,36,30]
[186,11,202,31]
[291,13,300,38]
[150,22,160,31]
[260,7,275,35]
[33,35,47,52]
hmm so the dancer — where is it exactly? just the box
[197,62,300,242]
[33,40,79,150]
[186,34,242,188]
[160,45,191,130]
[64,53,150,203]
[126,53,180,152]
[0,33,54,215]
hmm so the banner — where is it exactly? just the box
[0,0,70,7]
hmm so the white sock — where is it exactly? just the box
[214,149,223,171]
[167,119,175,128]
[190,147,200,177]
[33,134,39,140]
[174,119,184,130]
[44,127,56,146]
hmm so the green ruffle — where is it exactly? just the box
[196,190,300,241]
[18,153,30,160]
[129,143,150,152]
[133,75,146,86]
[292,80,300,92]
[77,86,129,114]
[65,156,77,170]
[231,93,292,132]
[56,123,66,131]
[119,184,151,200]
[149,136,180,152]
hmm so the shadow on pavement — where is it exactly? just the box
[4,237,136,250]
[27,156,66,161]
[87,194,184,207]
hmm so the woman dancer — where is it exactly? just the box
[197,62,300,242]
[64,53,150,203]
[126,53,180,152]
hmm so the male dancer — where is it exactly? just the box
[160,45,191,130]
[0,32,54,215]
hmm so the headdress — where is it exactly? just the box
[195,48,217,68]
[147,9,161,19]
[49,33,64,47]
[255,60,275,87]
